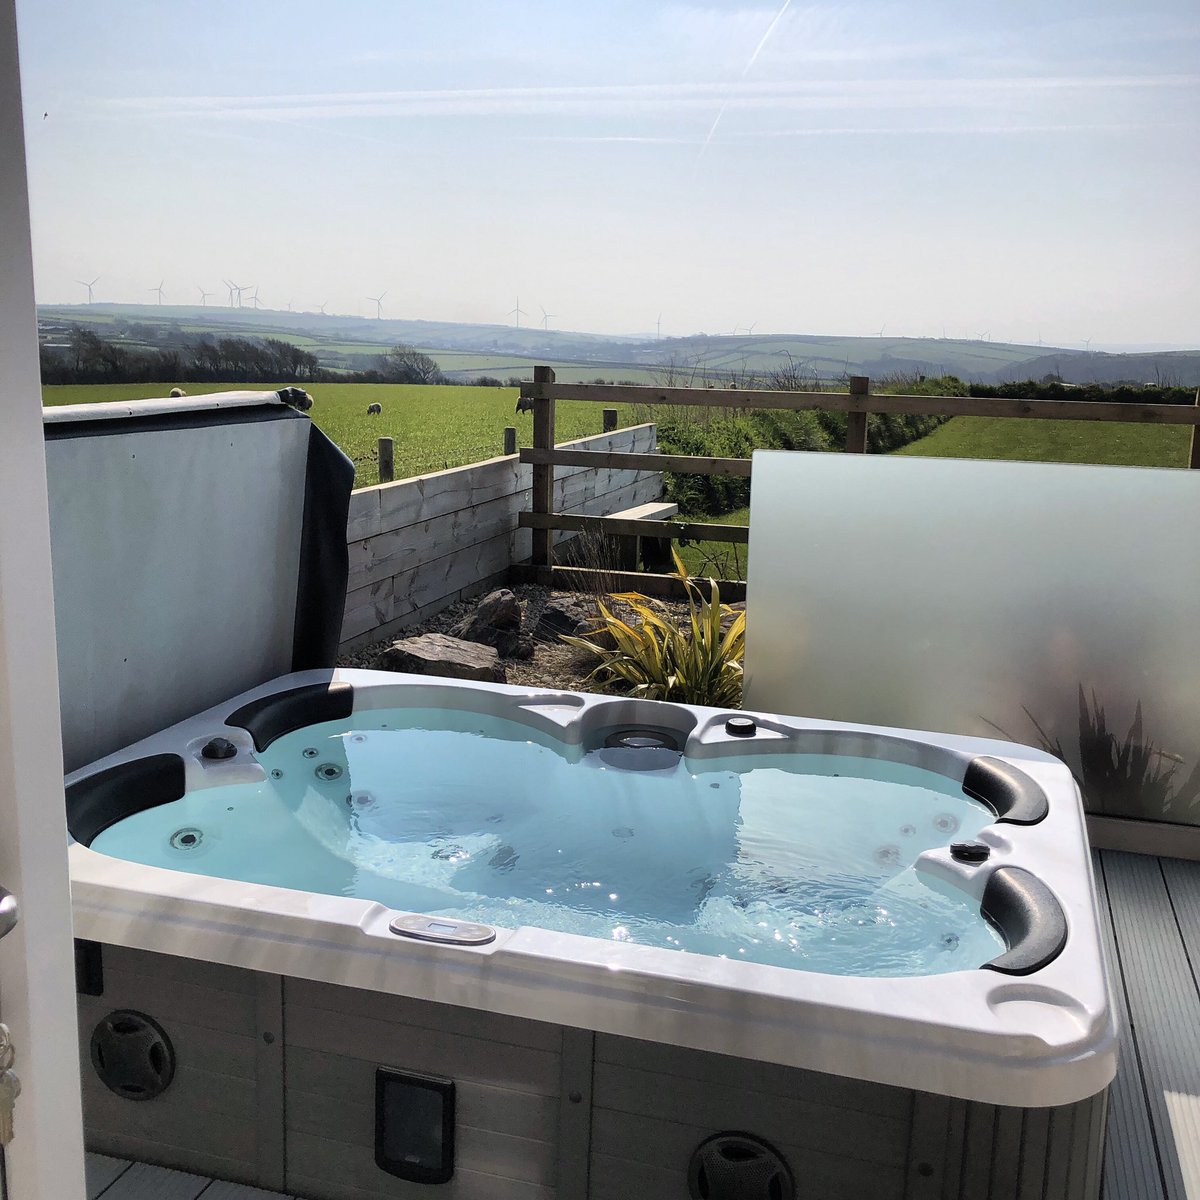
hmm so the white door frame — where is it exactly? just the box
[0,0,88,1195]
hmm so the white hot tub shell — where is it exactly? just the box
[67,669,1117,1200]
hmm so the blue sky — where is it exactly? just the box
[16,0,1200,346]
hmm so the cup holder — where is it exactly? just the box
[602,729,681,752]
[590,726,684,771]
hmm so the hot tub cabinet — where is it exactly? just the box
[76,943,1106,1200]
[68,671,1117,1200]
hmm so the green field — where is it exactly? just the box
[894,415,1191,467]
[672,413,1192,581]
[41,381,644,488]
[423,353,664,385]
[43,383,1191,589]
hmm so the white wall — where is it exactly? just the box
[0,0,87,1194]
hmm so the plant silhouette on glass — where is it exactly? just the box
[986,686,1200,822]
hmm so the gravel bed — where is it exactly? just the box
[336,583,697,693]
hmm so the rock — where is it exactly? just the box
[495,630,536,660]
[450,588,532,658]
[377,633,506,683]
[453,588,522,636]
[535,597,601,641]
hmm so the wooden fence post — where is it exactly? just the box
[603,408,618,433]
[845,376,870,453]
[531,366,556,574]
[1190,389,1200,469]
[378,437,394,483]
[503,426,517,456]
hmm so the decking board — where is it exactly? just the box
[1099,850,1200,1200]
[1094,851,1168,1200]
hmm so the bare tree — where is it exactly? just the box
[379,344,444,385]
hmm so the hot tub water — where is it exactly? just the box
[91,707,1004,976]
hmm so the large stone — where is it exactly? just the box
[450,588,532,659]
[377,633,506,683]
[534,597,601,641]
[453,588,522,636]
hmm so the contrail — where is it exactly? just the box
[698,0,794,161]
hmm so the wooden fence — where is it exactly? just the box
[340,423,662,650]
[515,366,1200,600]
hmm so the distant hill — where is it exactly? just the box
[36,304,1200,388]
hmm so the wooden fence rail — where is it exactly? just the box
[515,367,1200,598]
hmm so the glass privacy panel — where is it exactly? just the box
[744,450,1200,825]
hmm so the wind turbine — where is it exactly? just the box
[150,280,165,305]
[248,286,262,310]
[656,313,662,341]
[229,280,250,307]
[223,279,236,306]
[197,286,214,307]
[76,276,99,303]
[540,305,555,331]
[317,301,328,315]
[876,323,886,338]
[508,296,527,328]
[367,291,386,319]
[1082,336,1093,352]
[746,321,758,335]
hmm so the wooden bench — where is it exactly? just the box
[609,501,678,571]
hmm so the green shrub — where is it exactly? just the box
[563,551,747,707]
[655,412,758,515]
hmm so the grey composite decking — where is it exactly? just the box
[1096,849,1200,1200]
[85,1154,294,1199]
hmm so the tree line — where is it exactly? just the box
[40,328,459,387]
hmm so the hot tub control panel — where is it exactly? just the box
[388,914,496,946]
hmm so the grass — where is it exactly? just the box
[670,413,1191,581]
[893,415,1191,467]
[42,382,643,487]
[675,507,750,580]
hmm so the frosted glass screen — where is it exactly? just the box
[744,451,1200,825]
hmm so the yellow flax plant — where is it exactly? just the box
[562,549,747,707]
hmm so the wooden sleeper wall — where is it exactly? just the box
[340,425,661,651]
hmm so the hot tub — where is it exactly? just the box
[66,669,1116,1200]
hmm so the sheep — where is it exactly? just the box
[515,396,534,414]
[169,387,186,398]
[367,402,383,415]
